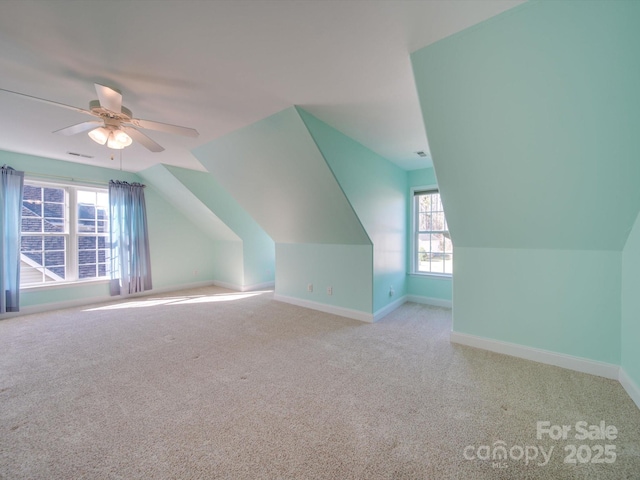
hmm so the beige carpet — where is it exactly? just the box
[0,286,639,479]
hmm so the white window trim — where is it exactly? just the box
[20,178,110,290]
[410,184,453,277]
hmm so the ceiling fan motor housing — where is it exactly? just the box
[89,99,133,121]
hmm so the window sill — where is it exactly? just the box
[20,278,110,292]
[408,272,452,279]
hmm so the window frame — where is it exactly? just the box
[20,178,111,289]
[410,185,453,277]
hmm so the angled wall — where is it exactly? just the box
[193,107,370,245]
[296,108,407,315]
[621,211,640,406]
[193,107,373,316]
[138,164,245,289]
[412,1,640,365]
[140,164,275,290]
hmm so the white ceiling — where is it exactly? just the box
[0,0,524,173]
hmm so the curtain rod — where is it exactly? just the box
[22,171,111,187]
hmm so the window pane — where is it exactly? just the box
[78,219,95,233]
[44,187,64,203]
[78,234,109,278]
[78,236,97,250]
[44,236,65,250]
[44,219,64,233]
[22,217,42,233]
[49,266,65,279]
[44,202,63,218]
[23,185,42,201]
[78,250,96,265]
[79,264,97,279]
[78,204,96,220]
[22,236,42,251]
[45,250,65,266]
[23,252,43,265]
[418,212,429,231]
[432,212,445,231]
[23,200,41,217]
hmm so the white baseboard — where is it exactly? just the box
[242,281,275,292]
[373,296,407,322]
[3,280,220,318]
[4,295,114,318]
[213,280,275,292]
[273,294,373,323]
[450,331,619,380]
[145,280,218,295]
[619,368,640,411]
[406,294,452,309]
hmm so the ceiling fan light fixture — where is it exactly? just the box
[112,129,132,147]
[89,125,132,150]
[88,126,110,145]
[106,129,132,150]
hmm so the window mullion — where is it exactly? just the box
[68,187,78,281]
[414,195,420,274]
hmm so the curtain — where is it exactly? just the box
[1,165,24,314]
[109,181,152,296]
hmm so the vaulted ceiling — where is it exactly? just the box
[0,0,524,172]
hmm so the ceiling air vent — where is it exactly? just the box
[67,151,94,159]
[415,151,427,158]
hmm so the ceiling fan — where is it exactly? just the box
[0,83,199,152]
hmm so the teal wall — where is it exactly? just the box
[142,185,223,289]
[1,150,221,310]
[622,211,640,389]
[407,167,452,303]
[164,165,275,288]
[455,247,620,364]
[193,107,370,245]
[297,108,407,313]
[276,243,373,313]
[138,164,241,243]
[138,164,246,288]
[411,0,640,366]
[413,0,640,251]
[193,107,373,314]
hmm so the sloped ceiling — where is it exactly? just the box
[412,1,640,251]
[137,164,241,243]
[193,107,371,245]
[0,0,524,172]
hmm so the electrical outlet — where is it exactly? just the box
[327,286,333,296]
[308,283,313,293]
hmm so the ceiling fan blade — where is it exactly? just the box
[53,120,103,136]
[95,83,123,113]
[128,117,199,138]
[0,87,95,116]
[122,126,165,152]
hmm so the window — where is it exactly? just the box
[413,189,452,275]
[20,181,110,286]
